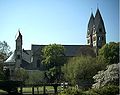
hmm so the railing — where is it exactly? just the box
[0,80,62,95]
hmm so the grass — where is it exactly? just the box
[18,86,62,93]
[0,90,8,94]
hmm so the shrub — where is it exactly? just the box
[62,56,106,89]
[60,87,83,95]
[83,85,119,95]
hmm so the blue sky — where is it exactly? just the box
[0,0,119,51]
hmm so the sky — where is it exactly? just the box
[0,0,119,51]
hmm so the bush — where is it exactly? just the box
[60,87,83,95]
[62,56,106,89]
[83,85,119,95]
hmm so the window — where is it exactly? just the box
[37,59,40,68]
[17,55,20,59]
[102,36,104,40]
[99,28,102,32]
[98,36,100,41]
[93,37,96,41]
[88,40,89,44]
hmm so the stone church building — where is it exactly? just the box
[4,8,106,72]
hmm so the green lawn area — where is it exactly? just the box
[0,90,8,94]
[18,86,62,93]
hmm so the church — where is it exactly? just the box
[4,8,106,73]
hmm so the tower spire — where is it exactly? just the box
[91,8,93,13]
[97,3,99,9]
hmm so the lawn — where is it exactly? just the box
[0,90,8,94]
[18,86,62,94]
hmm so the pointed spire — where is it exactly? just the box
[18,28,22,38]
[18,29,22,37]
[95,7,102,19]
[87,11,94,35]
[95,8,103,25]
[15,28,22,40]
[18,28,20,33]
[91,8,93,14]
[94,8,105,33]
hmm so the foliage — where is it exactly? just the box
[84,85,119,95]
[45,67,61,83]
[26,70,44,84]
[0,41,12,80]
[42,43,65,68]
[92,63,119,88]
[62,56,107,89]
[0,41,12,61]
[14,68,29,82]
[3,67,10,80]
[98,42,119,64]
[0,63,4,80]
[60,87,83,95]
[41,44,65,83]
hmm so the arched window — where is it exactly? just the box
[99,28,102,32]
[88,40,90,44]
[37,59,40,68]
[98,36,101,41]
[17,55,20,59]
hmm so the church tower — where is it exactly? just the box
[87,12,95,47]
[15,29,22,67]
[87,8,106,55]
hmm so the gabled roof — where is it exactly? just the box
[5,51,15,63]
[4,49,32,65]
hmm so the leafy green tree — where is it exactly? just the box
[41,44,65,82]
[0,41,12,80]
[62,56,106,89]
[98,42,119,64]
[42,44,65,68]
[0,41,12,61]
[92,63,119,89]
[14,68,29,82]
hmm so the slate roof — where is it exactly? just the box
[22,49,31,63]
[87,8,106,35]
[94,8,105,33]
[5,51,15,63]
[4,49,31,66]
[87,13,94,35]
[32,44,96,57]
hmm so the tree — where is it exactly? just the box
[0,41,12,61]
[98,42,119,64]
[41,44,65,82]
[0,41,12,80]
[62,56,107,89]
[14,68,29,82]
[92,63,119,89]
